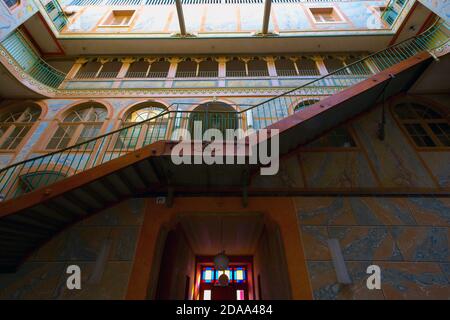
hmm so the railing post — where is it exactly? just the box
[311,56,328,75]
[66,57,89,80]
[117,57,136,79]
[166,57,181,87]
[246,109,254,130]
[216,56,228,87]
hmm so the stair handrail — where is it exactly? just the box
[0,20,448,200]
[0,20,447,172]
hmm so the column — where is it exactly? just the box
[216,56,229,87]
[311,56,328,75]
[65,57,89,80]
[117,57,136,79]
[263,56,279,86]
[166,57,182,88]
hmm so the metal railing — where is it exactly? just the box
[381,0,409,26]
[0,21,448,201]
[1,30,66,88]
[277,69,321,77]
[39,0,69,31]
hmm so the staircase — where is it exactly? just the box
[0,21,448,272]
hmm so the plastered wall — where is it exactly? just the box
[64,1,387,35]
[0,0,37,41]
[0,198,146,299]
[0,93,448,299]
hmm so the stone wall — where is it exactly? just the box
[0,198,145,299]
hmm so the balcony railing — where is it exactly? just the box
[1,30,66,88]
[39,0,69,31]
[0,21,448,201]
[277,69,321,77]
[381,0,409,26]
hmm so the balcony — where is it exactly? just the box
[60,54,374,90]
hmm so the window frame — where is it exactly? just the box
[308,7,346,24]
[113,104,168,151]
[392,101,450,150]
[98,9,137,28]
[1,0,21,12]
[0,105,41,152]
[45,105,108,151]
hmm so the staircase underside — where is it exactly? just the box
[0,51,437,272]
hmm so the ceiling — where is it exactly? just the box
[178,213,264,255]
[409,53,450,94]
[26,2,433,56]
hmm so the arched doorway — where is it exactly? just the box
[189,102,238,138]
[153,212,291,300]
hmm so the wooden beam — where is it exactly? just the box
[175,0,186,36]
[262,0,272,34]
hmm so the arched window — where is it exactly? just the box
[97,60,121,78]
[126,60,150,78]
[189,102,237,137]
[3,0,20,9]
[0,105,41,150]
[18,171,66,195]
[226,58,246,77]
[115,103,168,149]
[275,57,297,76]
[176,59,197,78]
[294,99,320,113]
[247,58,269,77]
[198,58,218,77]
[345,56,372,75]
[148,58,170,78]
[75,61,102,79]
[46,104,107,150]
[324,57,345,74]
[297,57,320,76]
[393,103,449,147]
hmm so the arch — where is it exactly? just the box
[297,57,320,76]
[126,59,150,78]
[275,57,297,76]
[323,56,346,74]
[75,60,102,79]
[198,58,218,77]
[226,58,246,77]
[115,101,169,150]
[45,102,109,150]
[345,55,372,75]
[247,58,269,77]
[189,101,238,137]
[0,102,42,151]
[2,161,78,201]
[16,170,67,196]
[129,199,304,300]
[176,58,197,78]
[292,98,321,113]
[97,59,122,78]
[392,101,450,147]
[148,58,170,78]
